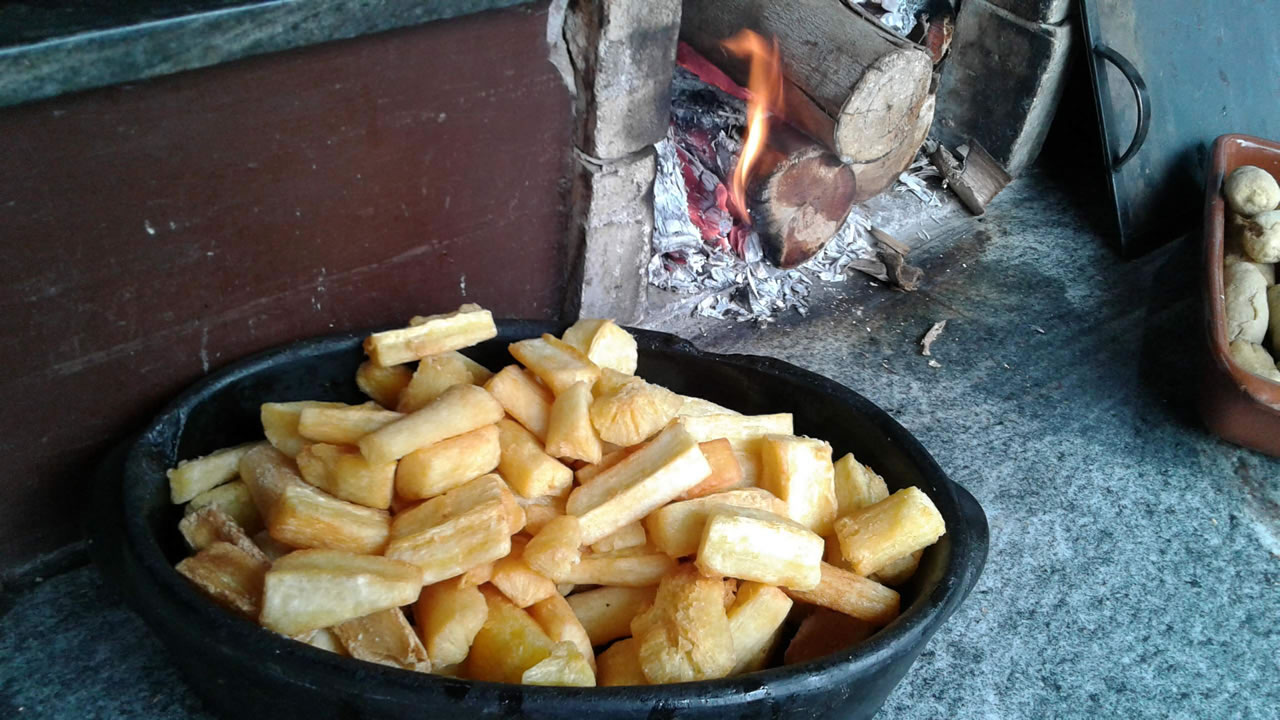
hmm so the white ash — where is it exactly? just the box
[650,134,878,322]
[895,151,944,206]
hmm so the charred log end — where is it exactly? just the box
[749,148,857,268]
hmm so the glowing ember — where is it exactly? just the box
[722,29,783,224]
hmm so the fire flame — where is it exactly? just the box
[722,29,783,223]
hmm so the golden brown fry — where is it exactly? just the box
[588,375,683,447]
[824,534,850,570]
[675,439,743,501]
[384,474,515,584]
[545,381,604,464]
[567,424,712,545]
[261,401,350,457]
[297,405,403,445]
[566,586,657,646]
[268,481,391,554]
[509,334,601,395]
[167,441,262,503]
[722,578,739,609]
[259,549,422,635]
[562,548,676,587]
[589,521,646,554]
[185,480,263,535]
[175,541,269,620]
[870,550,923,587]
[410,303,481,324]
[397,352,480,413]
[294,627,346,655]
[355,361,413,409]
[676,413,794,446]
[413,577,489,667]
[358,384,503,465]
[517,488,569,535]
[491,537,559,608]
[783,608,877,665]
[758,434,837,535]
[643,488,787,558]
[252,530,295,561]
[295,442,395,509]
[528,593,596,673]
[238,444,310,521]
[457,561,495,588]
[496,418,573,499]
[726,582,793,674]
[484,365,554,441]
[675,395,739,418]
[331,608,431,672]
[832,452,890,518]
[465,586,557,683]
[561,318,638,375]
[179,506,269,564]
[677,413,793,488]
[524,515,583,581]
[573,446,634,485]
[522,641,596,687]
[364,306,497,366]
[597,638,647,686]
[834,487,946,577]
[631,565,735,683]
[496,476,528,535]
[782,562,900,626]
[395,424,501,500]
[695,507,823,590]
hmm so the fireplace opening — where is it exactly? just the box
[553,0,1058,324]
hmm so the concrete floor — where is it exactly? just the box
[2,168,1277,718]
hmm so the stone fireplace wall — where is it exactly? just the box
[556,0,681,323]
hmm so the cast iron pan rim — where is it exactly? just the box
[119,321,987,706]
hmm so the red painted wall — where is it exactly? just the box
[0,3,574,569]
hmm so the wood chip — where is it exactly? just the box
[920,321,947,357]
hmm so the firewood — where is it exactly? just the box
[681,0,935,202]
[870,227,923,291]
[745,121,857,269]
[928,141,1012,216]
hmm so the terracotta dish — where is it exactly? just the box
[1200,133,1280,456]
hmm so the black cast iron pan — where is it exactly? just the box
[87,320,988,719]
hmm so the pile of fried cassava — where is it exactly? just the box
[169,304,946,686]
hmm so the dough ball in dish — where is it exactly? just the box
[1229,340,1280,383]
[1224,261,1269,344]
[1242,210,1280,263]
[1224,165,1280,216]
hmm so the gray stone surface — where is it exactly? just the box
[986,0,1073,25]
[563,0,680,160]
[4,171,1278,717]
[571,149,656,324]
[0,567,215,719]
[934,0,1073,175]
[0,0,534,109]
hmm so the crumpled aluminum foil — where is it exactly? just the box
[650,131,879,323]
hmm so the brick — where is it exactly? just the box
[933,0,1073,175]
[568,149,656,324]
[564,0,680,160]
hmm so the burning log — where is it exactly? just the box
[747,122,857,269]
[680,0,936,203]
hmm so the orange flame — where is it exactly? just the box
[722,30,783,223]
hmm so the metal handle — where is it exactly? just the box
[1093,43,1150,170]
